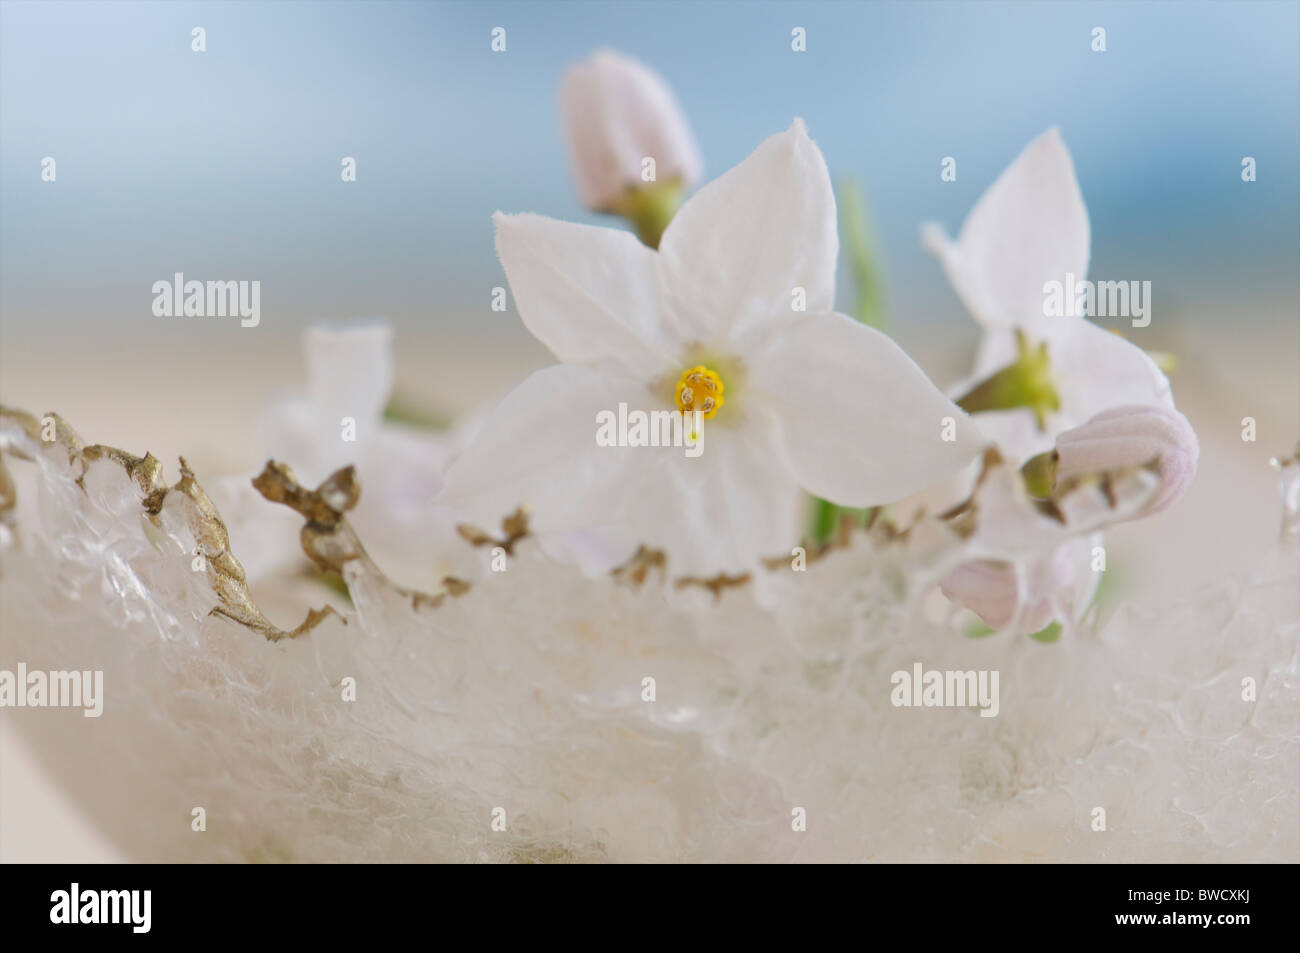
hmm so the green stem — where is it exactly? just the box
[810,498,840,545]
[839,180,887,331]
[809,500,875,545]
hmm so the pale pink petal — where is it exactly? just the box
[1055,404,1198,517]
[560,49,703,210]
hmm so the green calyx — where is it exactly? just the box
[1019,449,1059,498]
[607,178,685,250]
[955,329,1061,430]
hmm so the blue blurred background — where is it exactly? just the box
[2,0,1297,347]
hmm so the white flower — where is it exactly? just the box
[936,404,1194,633]
[923,128,1174,462]
[212,323,464,583]
[263,323,396,484]
[438,120,984,576]
[560,49,703,210]
[922,130,1187,631]
[940,534,1101,635]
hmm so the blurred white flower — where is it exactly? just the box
[439,120,984,576]
[923,128,1174,463]
[940,534,1101,635]
[263,323,396,483]
[560,49,703,211]
[211,323,464,584]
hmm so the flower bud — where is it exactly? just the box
[939,559,1021,631]
[559,49,702,213]
[1054,404,1198,517]
[940,537,1098,634]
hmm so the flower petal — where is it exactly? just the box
[656,421,802,576]
[939,559,1020,630]
[260,322,395,485]
[957,318,1175,463]
[748,312,986,506]
[436,364,651,532]
[494,212,677,379]
[656,119,837,348]
[924,128,1090,330]
[304,322,394,426]
[1055,404,1198,517]
[437,366,800,577]
[1046,318,1174,431]
[941,535,1101,635]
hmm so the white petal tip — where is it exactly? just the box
[920,222,951,257]
[492,211,545,246]
[1028,126,1075,166]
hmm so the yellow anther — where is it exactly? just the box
[675,365,724,419]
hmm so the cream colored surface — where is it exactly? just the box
[1,310,1295,862]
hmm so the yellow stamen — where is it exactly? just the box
[675,365,725,419]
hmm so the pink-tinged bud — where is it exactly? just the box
[559,50,703,210]
[939,559,1021,630]
[1054,404,1198,517]
[940,538,1098,634]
